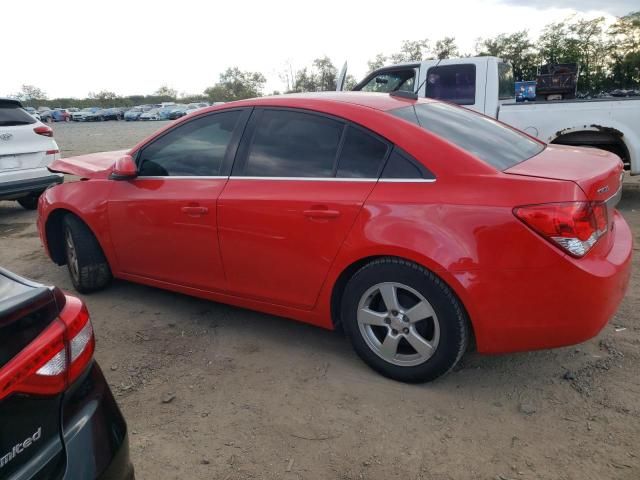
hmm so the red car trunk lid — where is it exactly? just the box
[505,144,623,202]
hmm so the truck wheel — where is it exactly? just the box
[17,194,41,210]
[63,215,112,293]
[341,257,469,383]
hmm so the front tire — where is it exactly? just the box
[63,215,112,293]
[341,258,469,383]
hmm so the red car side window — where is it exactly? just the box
[138,111,241,177]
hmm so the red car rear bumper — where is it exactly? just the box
[460,210,632,354]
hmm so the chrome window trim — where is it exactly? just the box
[135,176,229,180]
[231,176,436,183]
[133,175,436,183]
[378,178,436,183]
[232,176,376,182]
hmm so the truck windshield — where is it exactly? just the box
[357,69,416,93]
[390,102,544,170]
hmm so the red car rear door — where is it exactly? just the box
[107,109,249,291]
[218,108,390,309]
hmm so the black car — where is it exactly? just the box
[83,108,121,122]
[102,108,124,121]
[0,267,134,480]
[167,107,188,120]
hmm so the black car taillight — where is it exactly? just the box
[0,296,95,399]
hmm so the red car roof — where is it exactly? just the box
[206,92,433,113]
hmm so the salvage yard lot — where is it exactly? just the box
[1,120,639,479]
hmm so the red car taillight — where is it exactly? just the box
[514,201,608,257]
[34,125,53,137]
[0,295,95,400]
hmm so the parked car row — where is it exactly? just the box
[135,102,212,121]
[29,107,79,122]
[71,107,125,122]
[23,103,216,124]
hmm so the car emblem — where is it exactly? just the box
[597,185,609,195]
[0,133,13,141]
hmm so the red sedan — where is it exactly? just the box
[37,92,631,383]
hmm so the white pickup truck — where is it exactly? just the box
[338,56,640,174]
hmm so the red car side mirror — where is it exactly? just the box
[111,155,137,180]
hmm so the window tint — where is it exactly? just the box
[336,127,388,178]
[390,103,544,170]
[498,63,514,100]
[425,64,476,105]
[138,111,240,176]
[243,110,343,177]
[357,69,416,93]
[0,106,36,126]
[381,148,434,179]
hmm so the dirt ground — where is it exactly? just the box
[1,121,639,479]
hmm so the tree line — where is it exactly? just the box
[11,10,638,108]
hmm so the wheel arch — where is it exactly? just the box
[45,208,110,267]
[549,126,632,169]
[329,254,476,347]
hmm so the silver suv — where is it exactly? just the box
[0,99,63,209]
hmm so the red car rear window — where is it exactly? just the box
[390,103,544,170]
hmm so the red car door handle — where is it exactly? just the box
[181,206,209,215]
[303,209,341,219]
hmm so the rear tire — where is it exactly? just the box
[17,193,41,210]
[63,215,112,293]
[341,257,469,383]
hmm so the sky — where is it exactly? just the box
[3,0,635,99]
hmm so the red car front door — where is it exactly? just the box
[218,108,390,309]
[107,110,246,291]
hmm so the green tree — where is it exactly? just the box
[313,56,338,91]
[390,39,430,63]
[154,85,177,99]
[204,67,266,101]
[292,67,318,92]
[434,37,459,59]
[284,57,339,93]
[88,90,118,107]
[608,11,640,88]
[538,21,576,65]
[344,74,358,90]
[568,17,609,91]
[476,30,538,80]
[15,84,47,105]
[367,53,388,72]
[365,39,430,76]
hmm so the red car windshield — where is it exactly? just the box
[390,102,544,170]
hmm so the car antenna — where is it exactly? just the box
[413,56,444,97]
[389,57,443,101]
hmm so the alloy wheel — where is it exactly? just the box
[357,282,440,366]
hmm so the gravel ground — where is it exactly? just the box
[51,119,171,157]
[1,120,639,479]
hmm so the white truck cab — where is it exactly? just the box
[341,56,640,173]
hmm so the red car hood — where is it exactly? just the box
[48,150,128,178]
[505,144,623,202]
